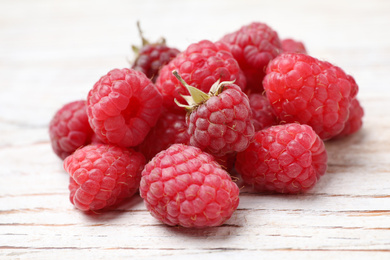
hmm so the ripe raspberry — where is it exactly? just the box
[49,100,93,160]
[87,68,163,147]
[90,132,104,144]
[155,40,246,111]
[140,144,240,228]
[336,98,364,138]
[174,71,255,157]
[281,38,307,54]
[235,123,327,194]
[131,22,180,82]
[64,143,146,211]
[263,53,359,140]
[220,22,282,93]
[132,44,180,83]
[248,93,278,131]
[137,109,190,161]
[214,153,237,174]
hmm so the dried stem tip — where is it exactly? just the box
[172,70,235,110]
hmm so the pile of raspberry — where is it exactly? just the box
[49,21,364,228]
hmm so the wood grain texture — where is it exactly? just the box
[1,0,390,259]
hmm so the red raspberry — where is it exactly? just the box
[131,22,180,82]
[132,44,180,82]
[64,143,146,211]
[49,100,93,160]
[336,98,364,138]
[248,93,278,131]
[90,132,104,144]
[155,40,246,111]
[87,68,163,147]
[214,153,237,174]
[220,22,282,93]
[263,53,359,140]
[140,144,240,227]
[174,72,255,157]
[281,38,307,54]
[235,123,328,194]
[137,109,190,161]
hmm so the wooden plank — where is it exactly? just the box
[1,0,390,259]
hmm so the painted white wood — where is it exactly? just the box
[1,0,390,259]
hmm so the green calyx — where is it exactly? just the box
[131,21,166,57]
[172,70,235,111]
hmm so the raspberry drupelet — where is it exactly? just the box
[220,22,282,93]
[64,143,146,211]
[155,40,247,111]
[49,100,94,160]
[140,144,240,228]
[263,53,359,140]
[235,123,328,194]
[87,68,163,147]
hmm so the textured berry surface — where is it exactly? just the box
[64,143,146,211]
[220,22,282,93]
[140,144,240,228]
[263,53,359,140]
[281,38,307,54]
[336,98,364,137]
[49,100,93,160]
[155,40,246,111]
[87,68,163,147]
[90,132,104,144]
[187,83,255,157]
[236,123,328,194]
[214,153,237,174]
[132,44,180,83]
[137,109,190,161]
[248,93,278,131]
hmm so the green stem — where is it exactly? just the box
[136,21,149,46]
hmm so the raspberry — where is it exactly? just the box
[214,153,237,174]
[49,100,93,160]
[248,93,278,131]
[137,109,190,161]
[220,22,282,93]
[174,71,255,157]
[132,44,180,82]
[336,98,364,138]
[64,143,146,211]
[90,132,104,144]
[155,40,246,111]
[140,144,240,227]
[281,38,307,54]
[87,68,163,147]
[131,22,180,82]
[263,53,359,140]
[235,123,328,194]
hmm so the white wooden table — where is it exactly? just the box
[1,0,389,259]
